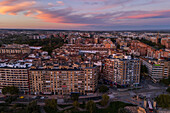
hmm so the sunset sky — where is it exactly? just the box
[0,0,170,30]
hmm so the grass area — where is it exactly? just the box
[45,101,134,113]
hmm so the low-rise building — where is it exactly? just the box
[141,58,170,82]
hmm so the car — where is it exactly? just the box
[40,96,45,99]
[19,96,24,99]
[32,96,37,99]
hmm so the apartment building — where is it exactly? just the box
[0,60,32,94]
[0,44,31,54]
[29,64,99,95]
[161,37,170,49]
[103,54,140,86]
[0,44,31,59]
[141,58,170,81]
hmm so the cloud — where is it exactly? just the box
[0,1,36,15]
[0,0,170,30]
[0,0,16,5]
[57,1,64,5]
[29,8,104,26]
[117,10,170,19]
[48,1,64,7]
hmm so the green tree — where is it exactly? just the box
[25,100,39,113]
[155,94,170,108]
[73,101,79,109]
[100,94,110,106]
[99,85,109,93]
[71,93,79,101]
[160,77,170,86]
[2,86,19,95]
[86,100,96,113]
[141,65,148,74]
[45,99,57,110]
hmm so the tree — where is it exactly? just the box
[99,85,109,93]
[82,101,86,108]
[110,38,116,43]
[25,100,39,113]
[117,44,120,49]
[141,65,148,74]
[86,100,96,113]
[2,86,19,95]
[73,101,79,109]
[155,94,170,108]
[64,110,71,113]
[45,99,57,110]
[118,108,131,113]
[5,96,17,104]
[160,77,170,86]
[71,93,79,101]
[100,94,110,106]
[166,87,170,93]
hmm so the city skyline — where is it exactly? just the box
[0,0,170,30]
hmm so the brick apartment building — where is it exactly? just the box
[0,67,30,94]
[103,54,141,86]
[0,44,31,59]
[29,64,99,95]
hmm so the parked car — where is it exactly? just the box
[19,96,24,99]
[32,96,37,99]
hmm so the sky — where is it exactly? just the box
[0,0,170,30]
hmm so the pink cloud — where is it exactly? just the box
[57,1,64,5]
[0,0,16,5]
[0,1,36,15]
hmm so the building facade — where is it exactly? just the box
[0,68,30,94]
[141,58,170,81]
[0,44,31,59]
[29,66,98,95]
[103,54,140,86]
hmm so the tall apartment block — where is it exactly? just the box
[0,64,31,94]
[103,54,141,86]
[29,64,99,95]
[0,60,32,94]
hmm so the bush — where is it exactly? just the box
[100,94,110,106]
[86,100,96,113]
[2,86,19,95]
[5,96,17,104]
[45,99,57,110]
[25,100,40,113]
[73,101,79,109]
[71,93,79,101]
[99,85,109,93]
[160,77,170,86]
[155,94,170,108]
